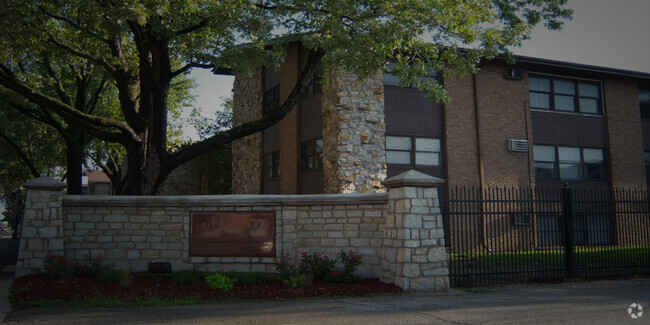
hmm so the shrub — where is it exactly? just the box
[282,273,313,287]
[118,270,134,288]
[205,273,237,291]
[43,254,68,280]
[275,250,363,284]
[170,270,205,285]
[220,271,278,285]
[71,254,104,277]
[98,267,121,284]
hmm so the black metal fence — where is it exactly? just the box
[441,186,650,287]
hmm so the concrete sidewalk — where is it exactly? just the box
[4,278,649,324]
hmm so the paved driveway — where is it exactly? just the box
[5,279,649,324]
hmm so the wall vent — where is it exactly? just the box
[507,139,529,152]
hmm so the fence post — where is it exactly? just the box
[15,176,67,278]
[562,183,575,280]
[380,170,449,291]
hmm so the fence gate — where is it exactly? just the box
[441,186,650,287]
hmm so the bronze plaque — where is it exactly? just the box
[190,211,275,257]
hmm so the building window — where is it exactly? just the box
[301,139,322,171]
[263,86,280,115]
[383,62,438,88]
[529,74,602,115]
[263,151,280,178]
[386,136,441,166]
[645,152,650,183]
[534,145,606,181]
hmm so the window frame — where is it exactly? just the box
[383,62,439,88]
[533,144,607,181]
[301,139,323,172]
[263,86,280,115]
[529,74,603,115]
[386,135,442,167]
[263,151,280,178]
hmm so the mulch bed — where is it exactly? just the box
[11,274,403,305]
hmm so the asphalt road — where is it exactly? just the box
[4,278,649,324]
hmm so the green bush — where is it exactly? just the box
[205,273,237,291]
[275,250,362,284]
[170,270,205,285]
[98,267,121,284]
[220,271,278,285]
[71,254,104,277]
[282,273,313,287]
[43,254,69,280]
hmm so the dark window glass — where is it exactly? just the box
[264,151,280,178]
[263,86,280,115]
[386,136,441,167]
[301,139,323,172]
[534,145,606,181]
[529,75,602,114]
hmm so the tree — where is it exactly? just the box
[0,91,67,193]
[0,0,572,195]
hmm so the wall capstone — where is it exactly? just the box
[380,170,450,291]
[16,176,67,278]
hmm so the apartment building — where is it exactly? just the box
[230,42,650,194]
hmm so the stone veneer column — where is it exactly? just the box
[231,67,263,194]
[380,170,450,291]
[322,69,386,193]
[15,177,67,278]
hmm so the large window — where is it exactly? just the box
[386,136,441,166]
[301,139,323,172]
[534,145,606,181]
[263,151,280,178]
[263,86,280,115]
[383,62,438,88]
[529,75,602,115]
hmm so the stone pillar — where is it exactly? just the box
[15,177,66,278]
[380,170,450,291]
[321,69,386,194]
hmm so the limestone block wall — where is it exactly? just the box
[17,173,449,291]
[322,69,387,194]
[59,194,388,277]
[231,67,263,194]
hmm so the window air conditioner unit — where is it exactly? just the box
[507,139,529,152]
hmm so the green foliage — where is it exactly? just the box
[0,0,572,194]
[71,254,104,277]
[205,273,237,291]
[276,251,363,284]
[98,267,121,284]
[170,270,206,285]
[0,190,24,230]
[219,271,279,285]
[282,273,314,287]
[43,254,69,280]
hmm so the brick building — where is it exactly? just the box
[230,42,650,194]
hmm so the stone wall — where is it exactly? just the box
[231,68,263,194]
[17,173,449,291]
[322,69,387,194]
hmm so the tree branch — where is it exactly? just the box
[46,35,116,74]
[0,131,41,178]
[0,64,135,143]
[42,54,72,105]
[171,62,215,78]
[168,49,326,170]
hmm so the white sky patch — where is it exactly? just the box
[182,69,235,141]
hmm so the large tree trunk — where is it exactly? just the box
[64,126,85,195]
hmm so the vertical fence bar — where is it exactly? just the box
[562,184,575,280]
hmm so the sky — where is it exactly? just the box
[183,0,650,140]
